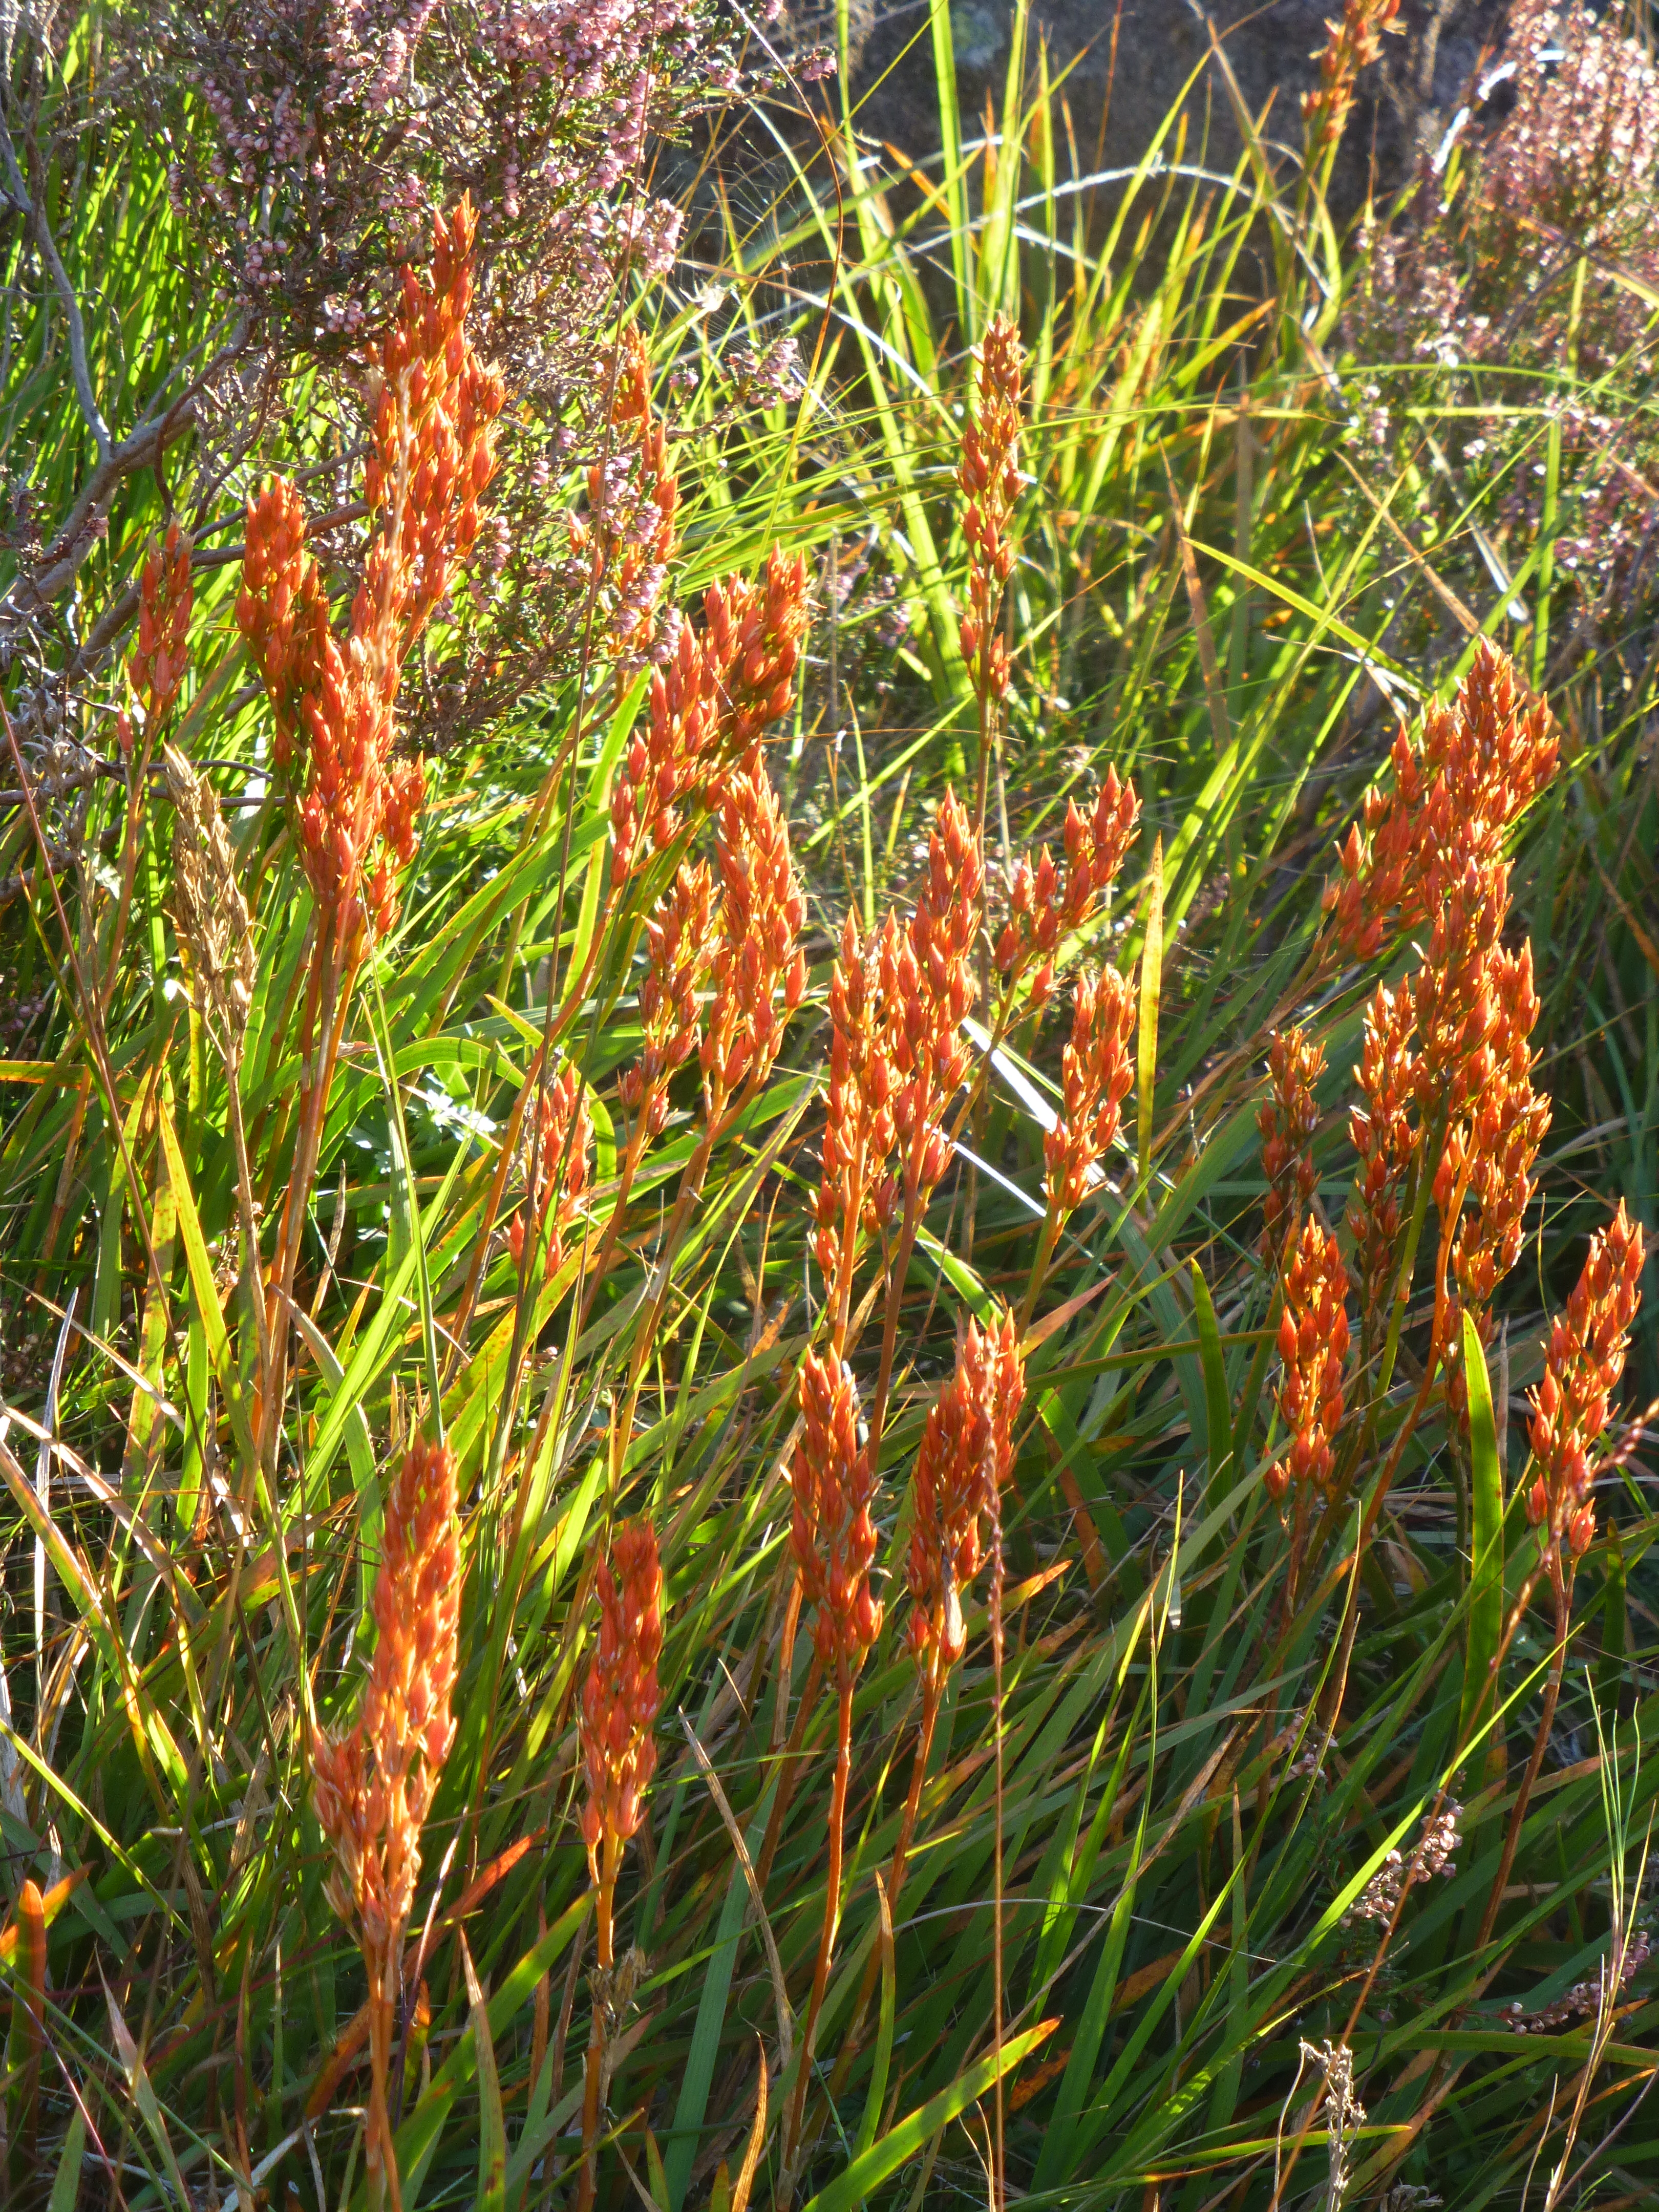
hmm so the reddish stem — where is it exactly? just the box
[827,1678,943,2099]
[1476,1570,1571,1953]
[365,1950,406,2212]
[991,1518,1007,2212]
[753,1649,825,1908]
[577,1866,618,2212]
[780,1683,852,2209]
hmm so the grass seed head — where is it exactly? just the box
[161,745,258,1054]
[1527,1200,1646,1556]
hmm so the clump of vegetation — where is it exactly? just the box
[2,0,1656,2207]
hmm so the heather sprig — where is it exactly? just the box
[1346,3,1659,636]
[570,324,681,670]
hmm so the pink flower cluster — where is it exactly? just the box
[1345,1,1659,630]
[138,0,735,338]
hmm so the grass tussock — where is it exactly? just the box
[2,0,1658,2207]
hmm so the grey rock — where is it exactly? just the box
[782,0,1510,218]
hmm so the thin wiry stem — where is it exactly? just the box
[0,104,111,463]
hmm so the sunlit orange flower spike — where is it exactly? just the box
[1527,1202,1646,1560]
[1272,1218,1352,1499]
[1259,1027,1325,1272]
[1324,642,1557,965]
[579,1518,665,1902]
[791,1350,883,1687]
[508,1061,592,1287]
[1045,963,1137,1220]
[312,1433,459,2212]
[907,1313,1025,1695]
[702,750,807,1110]
[1303,0,1405,173]
[237,196,504,941]
[996,767,1140,1013]
[127,522,194,733]
[619,859,714,1137]
[958,314,1023,708]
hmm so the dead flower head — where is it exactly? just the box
[161,744,257,1055]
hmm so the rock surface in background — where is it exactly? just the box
[782,0,1509,217]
